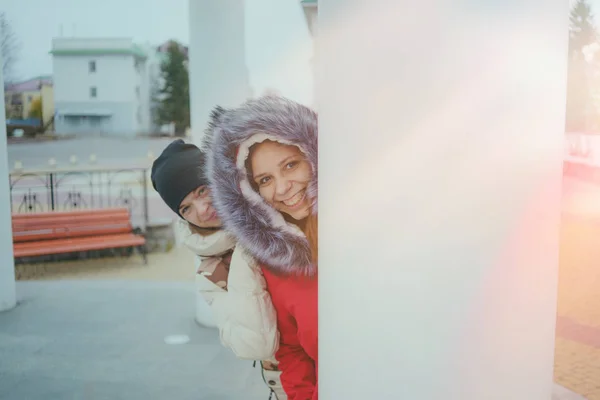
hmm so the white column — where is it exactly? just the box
[318,1,567,399]
[0,53,17,312]
[188,0,250,146]
[245,0,315,106]
[187,0,249,328]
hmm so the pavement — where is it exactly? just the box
[13,245,195,282]
[0,280,271,400]
[7,136,177,171]
[553,176,600,400]
[554,384,588,400]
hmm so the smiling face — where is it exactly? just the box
[178,186,222,228]
[250,140,312,221]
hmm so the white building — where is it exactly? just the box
[51,37,155,137]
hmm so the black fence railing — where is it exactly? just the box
[9,166,150,231]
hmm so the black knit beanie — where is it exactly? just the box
[151,139,209,217]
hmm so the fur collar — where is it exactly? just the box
[202,96,318,277]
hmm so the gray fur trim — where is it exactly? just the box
[200,105,228,152]
[204,96,317,277]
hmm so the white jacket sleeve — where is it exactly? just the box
[196,247,279,361]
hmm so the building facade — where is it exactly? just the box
[51,38,153,137]
[4,75,55,129]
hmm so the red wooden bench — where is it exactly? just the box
[12,207,147,264]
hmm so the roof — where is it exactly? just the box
[5,76,53,93]
[49,45,147,59]
[32,74,52,81]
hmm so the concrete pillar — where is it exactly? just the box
[0,53,17,312]
[188,0,250,147]
[318,1,567,399]
[188,0,249,327]
[245,0,315,106]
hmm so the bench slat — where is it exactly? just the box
[13,226,133,243]
[11,208,129,220]
[13,233,146,258]
[13,213,130,228]
[12,208,135,243]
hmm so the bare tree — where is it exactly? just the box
[0,12,20,84]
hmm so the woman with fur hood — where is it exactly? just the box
[150,139,287,399]
[203,96,318,400]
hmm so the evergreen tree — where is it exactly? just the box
[570,0,597,54]
[156,41,190,135]
[566,0,599,132]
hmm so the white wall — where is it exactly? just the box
[53,55,135,103]
[318,0,566,398]
[245,0,314,106]
[139,43,156,133]
[0,52,16,312]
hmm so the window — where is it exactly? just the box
[90,87,97,98]
[89,60,96,73]
[10,93,21,105]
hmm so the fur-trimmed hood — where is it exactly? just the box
[202,96,317,277]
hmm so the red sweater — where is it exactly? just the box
[261,267,318,400]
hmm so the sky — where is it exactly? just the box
[1,0,189,80]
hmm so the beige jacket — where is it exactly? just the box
[178,219,279,361]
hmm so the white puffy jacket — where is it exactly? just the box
[178,219,279,361]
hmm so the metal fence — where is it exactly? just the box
[9,166,150,231]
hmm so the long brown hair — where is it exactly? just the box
[304,212,318,266]
[246,141,318,266]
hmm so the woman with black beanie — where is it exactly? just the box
[151,139,287,399]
